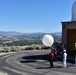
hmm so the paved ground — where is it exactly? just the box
[0,50,76,75]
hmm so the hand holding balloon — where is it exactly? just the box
[42,35,54,47]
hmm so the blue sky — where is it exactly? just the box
[0,0,74,33]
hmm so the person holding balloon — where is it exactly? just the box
[42,34,54,68]
[48,51,54,68]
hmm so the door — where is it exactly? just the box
[67,29,76,55]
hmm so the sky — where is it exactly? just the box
[0,0,75,33]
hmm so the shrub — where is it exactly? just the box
[0,72,8,75]
[41,46,50,50]
[35,46,40,50]
[25,46,34,50]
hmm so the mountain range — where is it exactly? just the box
[0,31,62,40]
[0,31,61,36]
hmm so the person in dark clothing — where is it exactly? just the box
[49,51,54,68]
[53,48,57,61]
[75,50,76,66]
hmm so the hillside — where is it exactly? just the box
[0,31,62,46]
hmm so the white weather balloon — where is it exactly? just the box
[42,35,54,47]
